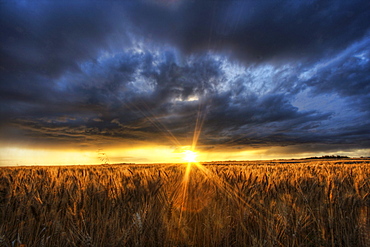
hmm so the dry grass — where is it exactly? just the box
[0,160,369,246]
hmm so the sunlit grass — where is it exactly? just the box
[0,160,369,246]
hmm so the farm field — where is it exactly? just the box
[1,159,370,247]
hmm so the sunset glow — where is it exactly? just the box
[182,150,198,163]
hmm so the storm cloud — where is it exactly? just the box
[1,0,370,157]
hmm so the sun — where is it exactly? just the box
[182,150,198,163]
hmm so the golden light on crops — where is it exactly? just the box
[182,150,198,163]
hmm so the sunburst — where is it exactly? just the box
[182,150,198,163]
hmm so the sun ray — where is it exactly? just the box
[191,98,208,151]
[125,90,277,242]
[125,100,183,148]
[178,162,192,221]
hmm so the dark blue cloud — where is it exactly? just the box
[302,38,370,115]
[125,0,370,62]
[0,0,369,156]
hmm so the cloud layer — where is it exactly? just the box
[1,0,370,156]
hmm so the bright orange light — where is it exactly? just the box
[182,150,198,163]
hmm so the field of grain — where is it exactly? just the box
[1,160,369,246]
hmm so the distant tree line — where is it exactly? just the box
[305,155,350,159]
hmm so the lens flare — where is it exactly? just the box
[182,150,198,163]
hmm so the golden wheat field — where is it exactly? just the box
[0,160,370,247]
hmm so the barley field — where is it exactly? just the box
[0,160,369,246]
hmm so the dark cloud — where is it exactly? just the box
[0,0,370,157]
[303,38,370,114]
[125,0,370,62]
[202,91,333,147]
[0,2,123,76]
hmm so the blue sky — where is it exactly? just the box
[1,0,370,164]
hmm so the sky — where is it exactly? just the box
[1,0,370,165]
